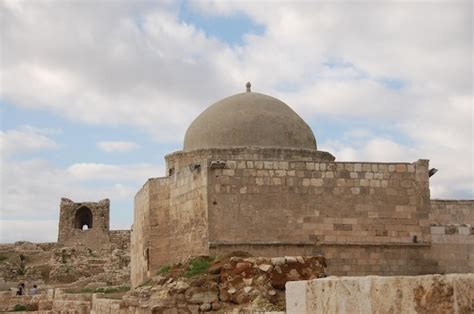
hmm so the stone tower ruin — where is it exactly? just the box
[58,198,110,249]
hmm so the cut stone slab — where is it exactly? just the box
[286,273,474,314]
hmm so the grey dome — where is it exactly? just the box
[183,91,317,151]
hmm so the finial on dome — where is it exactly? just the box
[246,82,251,92]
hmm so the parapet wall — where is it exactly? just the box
[286,274,474,313]
[166,147,335,173]
[430,199,474,225]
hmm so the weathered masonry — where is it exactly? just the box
[131,84,473,287]
[58,198,130,250]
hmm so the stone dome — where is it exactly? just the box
[183,87,317,151]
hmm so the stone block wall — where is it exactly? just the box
[109,230,131,250]
[321,244,437,276]
[165,147,335,174]
[131,162,210,287]
[430,225,474,273]
[428,200,474,274]
[430,199,474,225]
[131,179,153,287]
[204,155,436,276]
[165,162,209,264]
[147,178,171,275]
[58,198,110,250]
[131,148,473,285]
[208,158,430,247]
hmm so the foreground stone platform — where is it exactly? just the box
[286,273,474,313]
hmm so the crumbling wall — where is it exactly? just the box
[58,198,110,250]
[109,230,131,251]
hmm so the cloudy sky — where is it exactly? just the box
[0,0,472,243]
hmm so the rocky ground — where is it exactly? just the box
[0,241,130,292]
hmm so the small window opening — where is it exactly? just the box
[145,248,150,271]
[74,206,93,230]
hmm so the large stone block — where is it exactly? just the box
[286,274,474,314]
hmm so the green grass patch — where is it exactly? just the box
[137,279,151,287]
[66,286,129,294]
[156,265,171,275]
[0,255,8,262]
[184,256,216,278]
[96,286,130,294]
[14,304,27,311]
[66,287,94,294]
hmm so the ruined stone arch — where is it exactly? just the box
[74,206,93,230]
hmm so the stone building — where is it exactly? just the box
[130,84,473,287]
[58,198,129,250]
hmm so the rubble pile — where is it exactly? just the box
[124,253,326,313]
[0,241,130,288]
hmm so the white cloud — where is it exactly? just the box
[0,1,471,202]
[67,162,162,181]
[97,141,139,153]
[320,137,418,163]
[0,1,237,141]
[0,158,164,219]
[0,126,58,157]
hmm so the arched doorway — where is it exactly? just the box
[74,206,93,230]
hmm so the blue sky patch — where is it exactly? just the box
[178,1,264,46]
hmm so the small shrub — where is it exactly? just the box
[0,255,8,262]
[14,304,27,311]
[104,286,129,294]
[184,256,215,278]
[75,288,95,293]
[137,279,151,287]
[156,265,171,275]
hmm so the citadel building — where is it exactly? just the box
[124,84,472,287]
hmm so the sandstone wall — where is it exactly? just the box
[165,147,335,174]
[109,230,131,250]
[207,157,432,275]
[131,162,210,287]
[58,198,110,250]
[286,274,474,313]
[164,162,209,264]
[430,199,474,225]
[131,180,153,287]
[430,225,474,274]
[147,177,171,276]
[428,200,474,274]
[208,159,430,245]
